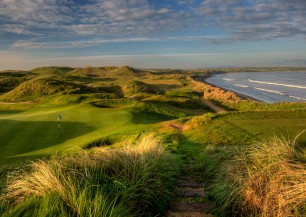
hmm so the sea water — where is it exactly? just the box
[205,72,306,103]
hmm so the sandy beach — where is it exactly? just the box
[194,74,263,102]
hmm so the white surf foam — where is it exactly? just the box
[289,96,306,101]
[254,87,284,95]
[233,84,248,88]
[223,77,233,81]
[249,79,306,89]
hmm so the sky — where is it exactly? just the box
[0,0,306,70]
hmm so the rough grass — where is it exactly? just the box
[31,67,74,75]
[0,134,180,217]
[139,79,181,90]
[122,80,164,96]
[0,77,124,103]
[165,88,202,99]
[0,71,34,94]
[69,66,147,79]
[143,95,211,111]
[0,77,77,102]
[205,137,306,217]
[180,110,306,216]
[0,77,26,94]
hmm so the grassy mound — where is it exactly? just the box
[87,82,124,98]
[0,77,25,94]
[0,134,179,217]
[0,77,79,102]
[68,66,117,78]
[0,71,34,93]
[110,66,143,77]
[69,66,146,79]
[204,137,306,216]
[0,77,124,103]
[0,71,32,77]
[122,80,163,96]
[143,95,210,111]
[31,67,74,75]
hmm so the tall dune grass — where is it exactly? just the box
[0,134,179,217]
[207,136,306,217]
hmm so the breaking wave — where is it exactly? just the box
[233,84,248,88]
[254,87,284,95]
[249,79,306,89]
[289,96,306,101]
[223,77,233,81]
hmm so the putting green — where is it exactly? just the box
[0,103,170,165]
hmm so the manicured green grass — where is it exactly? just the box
[165,87,201,99]
[0,103,172,166]
[227,119,306,142]
[220,111,306,143]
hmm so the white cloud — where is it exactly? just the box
[0,0,306,48]
[197,0,306,41]
[0,0,190,38]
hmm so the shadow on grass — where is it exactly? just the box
[130,109,175,124]
[0,120,95,165]
[0,110,25,115]
[150,84,180,90]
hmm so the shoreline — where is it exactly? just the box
[193,73,263,103]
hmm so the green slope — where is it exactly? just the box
[0,103,171,165]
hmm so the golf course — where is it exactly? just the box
[0,103,174,165]
[0,66,305,217]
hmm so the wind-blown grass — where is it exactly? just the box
[0,134,180,216]
[206,136,306,217]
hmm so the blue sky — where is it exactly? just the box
[0,0,306,70]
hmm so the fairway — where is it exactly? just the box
[140,79,181,90]
[224,114,306,144]
[0,103,170,166]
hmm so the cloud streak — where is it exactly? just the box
[197,0,306,41]
[11,35,221,49]
[1,0,306,48]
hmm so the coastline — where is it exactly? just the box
[193,73,263,103]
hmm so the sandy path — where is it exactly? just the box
[200,98,225,113]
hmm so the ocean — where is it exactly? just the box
[205,72,306,103]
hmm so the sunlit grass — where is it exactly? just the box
[205,136,306,217]
[0,134,180,216]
